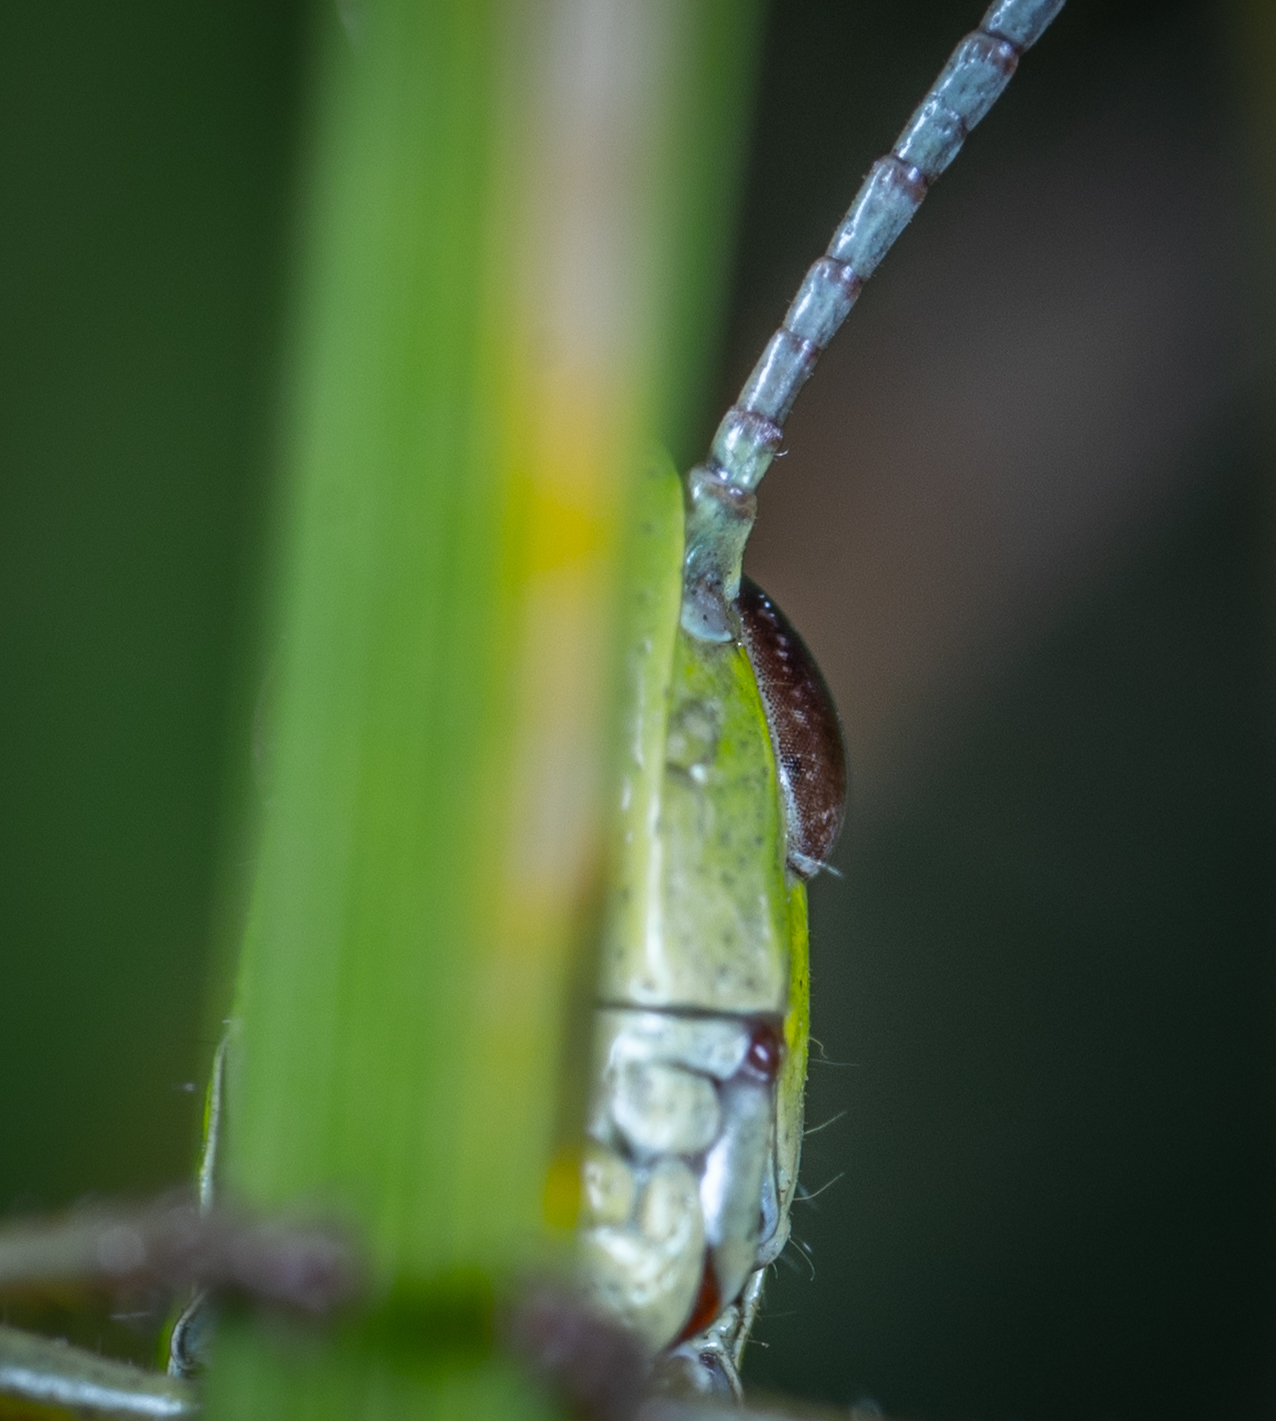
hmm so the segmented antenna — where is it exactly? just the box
[681,0,1066,640]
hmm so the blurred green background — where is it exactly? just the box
[0,0,306,1202]
[1,1,1272,1418]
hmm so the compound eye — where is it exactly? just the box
[738,577,848,878]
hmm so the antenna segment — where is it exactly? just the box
[681,0,1066,640]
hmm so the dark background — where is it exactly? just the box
[1,1,1272,1417]
[732,2,1276,1417]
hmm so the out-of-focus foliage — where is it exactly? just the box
[201,1,762,1416]
[3,2,1275,1418]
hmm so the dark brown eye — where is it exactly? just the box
[737,577,847,877]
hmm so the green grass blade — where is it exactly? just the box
[203,1,763,1416]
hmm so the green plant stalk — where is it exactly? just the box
[202,1,763,1417]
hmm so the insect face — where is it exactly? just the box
[579,1008,788,1354]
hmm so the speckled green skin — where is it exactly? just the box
[600,455,792,1017]
[582,452,810,1364]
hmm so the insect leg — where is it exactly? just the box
[168,1029,229,1377]
[0,1322,197,1418]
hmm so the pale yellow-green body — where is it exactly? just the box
[579,454,810,1381]
[600,455,794,1016]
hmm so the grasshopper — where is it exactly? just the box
[0,1,1063,1414]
